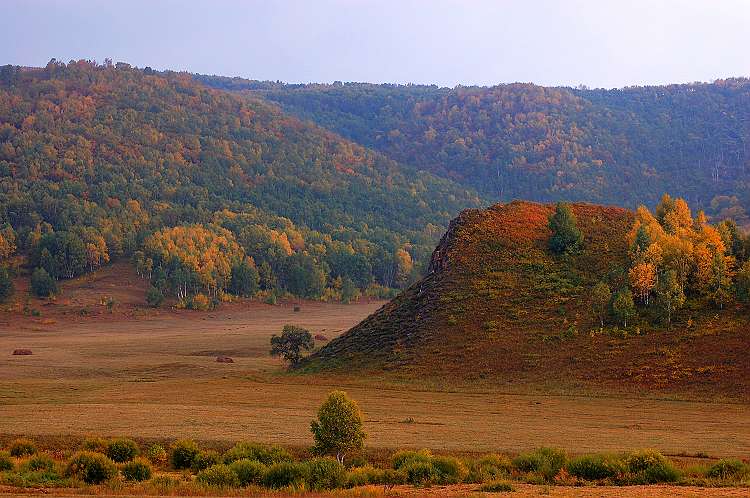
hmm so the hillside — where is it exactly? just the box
[198,77,750,225]
[305,201,750,399]
[0,61,483,303]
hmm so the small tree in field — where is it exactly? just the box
[548,202,583,254]
[310,391,366,464]
[270,325,314,366]
[591,281,611,327]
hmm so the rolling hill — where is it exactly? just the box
[0,60,483,301]
[305,201,750,399]
[198,76,750,226]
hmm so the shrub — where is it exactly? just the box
[625,449,669,474]
[146,444,167,465]
[146,286,164,307]
[81,437,109,453]
[431,455,468,484]
[192,450,221,472]
[0,451,14,471]
[170,439,200,470]
[306,457,346,490]
[346,465,384,487]
[229,459,266,486]
[639,460,681,484]
[512,447,566,481]
[223,442,292,465]
[121,457,153,481]
[8,438,36,457]
[480,480,516,492]
[402,460,437,486]
[25,454,55,472]
[392,449,432,469]
[105,438,139,462]
[468,454,513,483]
[262,461,309,489]
[31,268,57,297]
[706,459,748,479]
[566,454,625,480]
[190,293,211,311]
[196,463,239,487]
[65,451,118,484]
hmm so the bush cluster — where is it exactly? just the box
[105,438,139,463]
[8,439,36,457]
[65,451,118,484]
[170,440,200,470]
[391,449,467,486]
[1,437,742,492]
[121,458,153,481]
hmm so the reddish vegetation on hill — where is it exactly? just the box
[306,201,749,400]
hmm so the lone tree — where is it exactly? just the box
[310,391,366,464]
[591,281,611,327]
[548,202,583,254]
[270,324,314,366]
[612,288,635,328]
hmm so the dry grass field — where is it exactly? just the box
[1,265,749,461]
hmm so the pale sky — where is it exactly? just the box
[3,0,750,89]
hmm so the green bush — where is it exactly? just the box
[121,457,153,481]
[170,439,200,470]
[24,454,55,472]
[0,451,14,471]
[306,457,346,490]
[146,286,164,307]
[196,463,239,487]
[431,455,468,484]
[706,459,748,479]
[229,459,266,486]
[65,451,118,484]
[639,460,681,484]
[392,449,432,469]
[624,449,668,474]
[192,450,221,472]
[223,442,292,465]
[346,465,385,487]
[381,468,407,487]
[31,268,57,297]
[468,454,513,483]
[262,461,309,489]
[8,438,36,457]
[513,447,566,481]
[479,480,516,492]
[81,437,109,453]
[566,454,625,480]
[402,460,437,486]
[105,438,139,462]
[145,444,167,465]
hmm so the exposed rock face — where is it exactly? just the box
[216,356,234,363]
[12,349,33,355]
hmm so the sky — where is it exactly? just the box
[2,0,750,89]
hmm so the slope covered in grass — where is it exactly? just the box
[305,201,750,399]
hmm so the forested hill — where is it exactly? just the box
[0,61,482,304]
[197,76,750,225]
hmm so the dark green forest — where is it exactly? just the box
[198,75,750,226]
[0,60,482,304]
